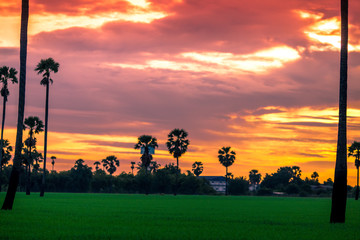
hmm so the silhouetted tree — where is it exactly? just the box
[23,116,44,195]
[134,135,158,173]
[192,161,203,177]
[102,155,120,175]
[228,177,249,195]
[2,0,29,210]
[166,129,189,195]
[130,161,135,175]
[218,146,236,195]
[35,57,59,197]
[0,139,12,191]
[51,156,56,171]
[331,0,348,223]
[249,169,261,191]
[0,66,17,175]
[348,141,360,200]
[149,161,160,173]
[311,171,319,183]
[102,155,119,192]
[70,159,92,192]
[166,129,189,171]
[94,161,101,171]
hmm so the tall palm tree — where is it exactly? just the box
[218,146,236,195]
[192,161,203,177]
[2,0,28,209]
[134,135,158,173]
[51,156,56,171]
[23,116,44,195]
[331,0,348,223]
[35,57,59,197]
[166,129,189,195]
[348,141,360,200]
[0,66,17,170]
[166,129,189,171]
[0,139,13,191]
[94,161,101,171]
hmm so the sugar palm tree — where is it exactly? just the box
[134,135,158,173]
[218,146,236,195]
[23,116,44,195]
[101,155,120,193]
[2,0,29,210]
[192,161,203,177]
[101,155,120,175]
[249,169,261,190]
[331,0,348,223]
[94,161,101,171]
[0,66,17,170]
[166,129,189,171]
[348,141,360,200]
[35,57,59,197]
[51,156,56,171]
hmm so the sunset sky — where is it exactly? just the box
[1,0,360,184]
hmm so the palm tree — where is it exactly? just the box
[0,139,13,191]
[348,141,360,200]
[94,161,101,171]
[0,66,17,171]
[35,57,59,197]
[130,161,135,175]
[134,135,158,173]
[218,146,236,195]
[331,0,348,223]
[166,129,189,171]
[23,116,44,195]
[192,161,203,177]
[2,0,28,210]
[51,156,56,171]
[101,155,120,193]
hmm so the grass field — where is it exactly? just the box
[0,193,360,240]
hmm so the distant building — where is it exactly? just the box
[200,176,226,194]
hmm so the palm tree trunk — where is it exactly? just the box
[225,167,228,196]
[2,0,29,210]
[330,0,348,223]
[0,96,6,192]
[356,167,359,200]
[40,83,49,197]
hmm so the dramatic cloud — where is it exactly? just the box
[1,0,360,183]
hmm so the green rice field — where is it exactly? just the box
[0,193,359,239]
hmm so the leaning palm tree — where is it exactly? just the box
[2,0,29,210]
[0,66,17,171]
[101,155,120,193]
[192,161,203,177]
[218,146,236,195]
[331,0,348,223]
[51,156,56,171]
[348,141,360,200]
[23,116,44,195]
[35,57,59,197]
